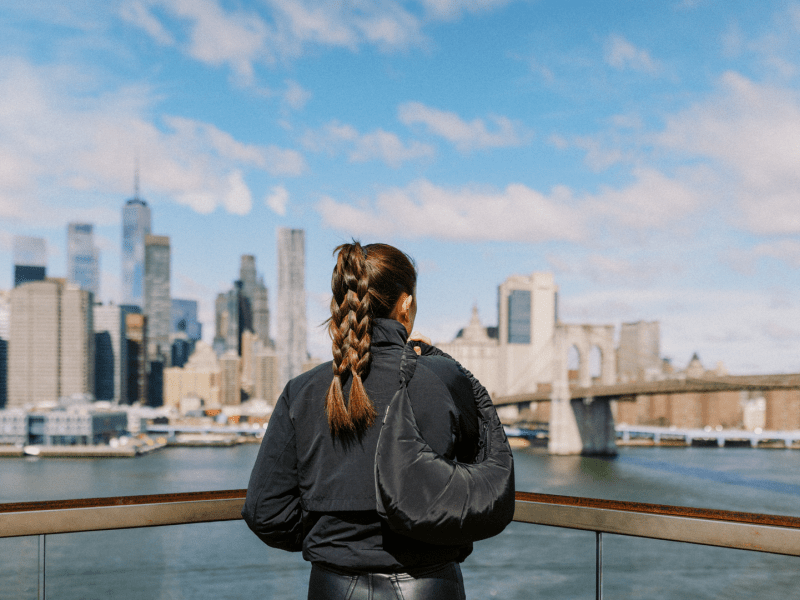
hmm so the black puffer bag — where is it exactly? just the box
[375,341,515,545]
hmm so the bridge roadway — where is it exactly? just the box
[144,422,800,450]
[617,424,800,448]
[493,373,800,406]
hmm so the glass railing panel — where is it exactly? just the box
[36,521,308,600]
[601,533,800,600]
[0,535,39,600]
[464,522,596,599]
[0,445,261,504]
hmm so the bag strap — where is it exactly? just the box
[398,340,420,385]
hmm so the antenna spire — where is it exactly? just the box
[134,157,140,200]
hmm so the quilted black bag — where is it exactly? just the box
[374,341,515,545]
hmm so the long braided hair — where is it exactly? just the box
[325,242,417,435]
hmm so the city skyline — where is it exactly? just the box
[1,2,800,374]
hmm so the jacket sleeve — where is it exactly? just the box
[241,393,304,552]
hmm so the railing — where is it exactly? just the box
[2,490,800,599]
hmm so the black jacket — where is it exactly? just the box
[242,318,481,571]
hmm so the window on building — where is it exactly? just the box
[508,289,531,344]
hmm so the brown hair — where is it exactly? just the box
[325,242,417,435]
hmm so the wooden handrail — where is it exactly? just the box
[1,490,799,555]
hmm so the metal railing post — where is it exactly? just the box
[595,531,602,600]
[38,533,46,600]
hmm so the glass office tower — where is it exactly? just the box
[67,223,100,297]
[121,198,151,307]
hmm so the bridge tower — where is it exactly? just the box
[548,324,618,455]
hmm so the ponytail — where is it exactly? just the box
[325,241,416,435]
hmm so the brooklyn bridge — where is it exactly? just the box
[494,373,800,455]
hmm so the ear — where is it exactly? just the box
[402,294,413,313]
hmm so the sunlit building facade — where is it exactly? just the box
[8,280,94,407]
[277,228,306,387]
[497,273,558,395]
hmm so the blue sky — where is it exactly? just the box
[1,0,799,374]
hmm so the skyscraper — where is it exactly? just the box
[0,290,7,408]
[277,228,307,387]
[144,235,170,362]
[13,235,46,287]
[0,289,9,340]
[94,304,131,404]
[213,255,270,356]
[0,338,6,409]
[239,255,270,344]
[171,299,201,368]
[219,350,241,405]
[8,280,94,406]
[67,223,100,297]
[9,281,60,405]
[253,344,280,405]
[618,321,661,382]
[60,284,95,399]
[121,198,152,307]
[497,272,558,395]
[171,299,202,341]
[125,312,147,405]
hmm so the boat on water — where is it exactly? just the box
[23,445,41,456]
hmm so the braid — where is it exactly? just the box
[325,243,376,435]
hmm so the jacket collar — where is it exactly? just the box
[371,318,408,349]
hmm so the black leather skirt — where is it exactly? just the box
[308,562,466,600]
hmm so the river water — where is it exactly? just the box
[1,444,799,599]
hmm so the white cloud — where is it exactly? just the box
[398,102,531,151]
[561,286,800,374]
[265,185,289,216]
[605,35,660,74]
[761,319,800,342]
[223,170,252,215]
[587,167,703,229]
[132,0,268,82]
[122,0,522,87]
[557,253,677,286]
[164,116,306,175]
[0,57,304,222]
[124,0,432,77]
[303,121,433,167]
[283,80,311,111]
[657,72,800,234]
[349,129,434,167]
[318,162,710,243]
[753,240,800,269]
[308,121,359,148]
[350,3,422,48]
[120,0,175,46]
[418,0,515,20]
[572,136,626,171]
[317,179,586,242]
